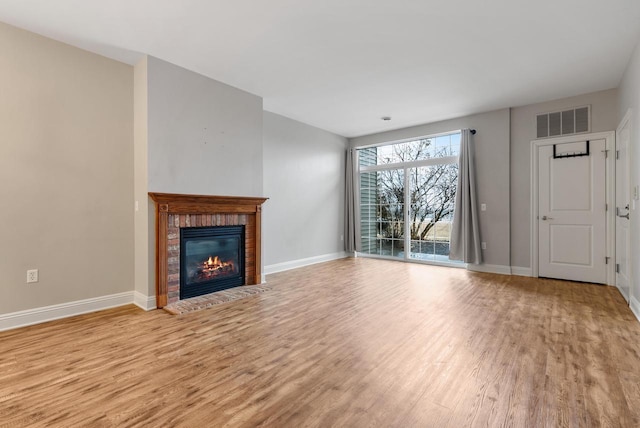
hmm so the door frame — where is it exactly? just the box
[616,109,633,300]
[530,131,615,284]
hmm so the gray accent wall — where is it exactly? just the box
[510,89,618,268]
[350,109,511,268]
[618,40,640,306]
[263,112,348,266]
[0,22,134,314]
[146,56,263,197]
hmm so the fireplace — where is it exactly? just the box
[180,226,245,299]
[149,193,267,308]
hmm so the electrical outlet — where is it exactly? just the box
[27,269,39,283]
[481,242,487,250]
[481,204,487,211]
[340,235,344,241]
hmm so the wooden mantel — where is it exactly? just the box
[149,193,268,308]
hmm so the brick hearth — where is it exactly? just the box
[149,193,268,308]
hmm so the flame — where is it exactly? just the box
[203,255,233,271]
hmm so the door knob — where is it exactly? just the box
[617,207,630,219]
[541,215,553,220]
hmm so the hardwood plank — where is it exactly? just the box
[1,258,639,427]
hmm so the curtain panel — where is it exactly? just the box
[449,129,482,264]
[344,148,361,253]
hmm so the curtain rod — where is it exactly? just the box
[470,129,476,135]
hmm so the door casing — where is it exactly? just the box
[616,110,632,301]
[530,131,615,284]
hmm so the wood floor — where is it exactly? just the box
[1,258,639,427]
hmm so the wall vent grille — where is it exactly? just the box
[536,105,590,139]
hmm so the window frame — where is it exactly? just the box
[356,130,463,267]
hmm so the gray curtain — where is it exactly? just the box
[449,129,482,264]
[344,148,361,253]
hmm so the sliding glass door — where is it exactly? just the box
[407,164,457,262]
[358,132,460,264]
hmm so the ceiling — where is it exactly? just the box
[1,1,639,138]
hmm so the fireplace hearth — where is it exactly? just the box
[180,225,245,299]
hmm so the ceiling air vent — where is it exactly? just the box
[536,105,590,139]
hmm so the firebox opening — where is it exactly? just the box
[180,225,245,300]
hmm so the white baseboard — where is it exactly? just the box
[468,264,532,277]
[630,296,640,324]
[616,285,630,303]
[466,264,512,275]
[511,266,533,277]
[134,291,157,311]
[265,252,348,275]
[0,291,136,332]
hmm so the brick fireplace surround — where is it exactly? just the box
[149,193,268,308]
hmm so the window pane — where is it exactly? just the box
[392,222,404,239]
[434,135,450,157]
[449,133,461,156]
[357,131,460,166]
[359,169,404,258]
[407,164,458,261]
[358,147,378,168]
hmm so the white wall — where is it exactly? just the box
[147,56,263,197]
[618,39,640,313]
[0,22,134,314]
[350,109,511,269]
[510,89,619,269]
[263,112,348,268]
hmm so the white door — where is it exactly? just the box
[616,118,631,301]
[538,139,607,284]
